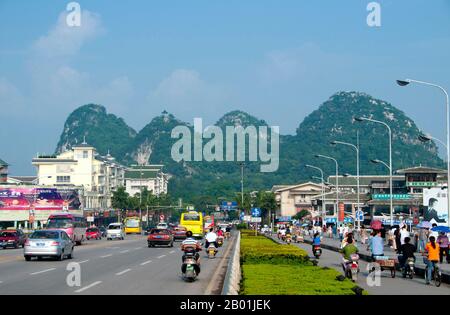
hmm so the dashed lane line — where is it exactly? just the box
[75,281,102,293]
[157,255,166,259]
[116,268,131,276]
[119,250,129,254]
[140,260,152,266]
[100,254,113,258]
[30,268,56,275]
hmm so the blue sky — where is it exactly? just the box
[1,0,450,174]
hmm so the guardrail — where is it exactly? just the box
[221,231,241,295]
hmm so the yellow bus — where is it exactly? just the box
[124,216,141,234]
[180,211,204,239]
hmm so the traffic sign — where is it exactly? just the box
[220,201,238,211]
[250,217,262,223]
[356,210,364,222]
[251,208,261,217]
[240,212,245,220]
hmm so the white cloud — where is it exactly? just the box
[32,10,104,59]
[0,78,26,115]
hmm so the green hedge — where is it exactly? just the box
[240,235,309,265]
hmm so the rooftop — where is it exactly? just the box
[396,166,447,174]
[0,159,8,167]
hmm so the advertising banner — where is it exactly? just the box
[423,187,448,225]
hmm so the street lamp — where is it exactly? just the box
[306,165,326,225]
[315,154,339,223]
[418,133,448,149]
[371,158,393,224]
[331,139,361,229]
[397,78,450,227]
[355,116,394,226]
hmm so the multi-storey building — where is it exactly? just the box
[32,142,126,211]
[124,165,168,197]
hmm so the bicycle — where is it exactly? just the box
[424,260,442,287]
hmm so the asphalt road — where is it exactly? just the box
[290,239,450,295]
[0,235,233,295]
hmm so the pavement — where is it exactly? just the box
[270,235,450,295]
[0,234,235,295]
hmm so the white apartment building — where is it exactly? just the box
[32,142,126,211]
[125,165,168,197]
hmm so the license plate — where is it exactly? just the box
[186,265,194,271]
[155,236,162,239]
[37,243,45,247]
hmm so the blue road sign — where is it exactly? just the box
[220,201,238,211]
[356,210,364,222]
[240,212,245,220]
[251,208,261,217]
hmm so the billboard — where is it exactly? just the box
[0,187,82,221]
[423,187,448,225]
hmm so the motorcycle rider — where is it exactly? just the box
[205,228,218,252]
[312,232,321,255]
[181,231,202,275]
[397,236,416,277]
[340,236,359,272]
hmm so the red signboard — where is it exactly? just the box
[338,202,345,222]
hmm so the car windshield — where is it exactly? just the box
[47,218,73,229]
[126,219,139,228]
[30,231,59,239]
[183,214,200,221]
[108,225,121,230]
[151,229,167,235]
[0,232,17,237]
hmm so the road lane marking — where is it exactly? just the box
[140,260,152,266]
[157,255,166,259]
[116,268,131,276]
[119,250,129,253]
[77,260,89,264]
[133,247,142,250]
[30,268,56,275]
[100,254,112,258]
[75,281,102,293]
[169,250,175,254]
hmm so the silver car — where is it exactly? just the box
[24,229,74,261]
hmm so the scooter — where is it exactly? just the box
[225,231,231,239]
[343,254,360,282]
[181,247,200,282]
[402,257,415,279]
[207,243,218,259]
[313,245,322,259]
[286,234,292,245]
[217,236,224,247]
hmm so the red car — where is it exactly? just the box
[171,226,187,240]
[86,227,102,240]
[0,229,27,249]
[147,229,174,247]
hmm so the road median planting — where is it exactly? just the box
[239,231,366,295]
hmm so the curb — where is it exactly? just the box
[221,231,241,295]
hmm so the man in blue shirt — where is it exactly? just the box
[369,230,385,261]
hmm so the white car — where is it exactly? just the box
[107,223,125,240]
[156,222,168,230]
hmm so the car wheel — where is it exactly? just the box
[67,248,73,259]
[58,251,64,261]
[14,243,19,249]
[24,255,31,261]
[170,242,174,247]
[37,256,43,261]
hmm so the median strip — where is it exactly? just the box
[30,268,56,275]
[75,281,102,293]
[116,268,132,276]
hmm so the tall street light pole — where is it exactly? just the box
[315,155,339,224]
[355,116,393,227]
[397,79,450,227]
[371,158,393,224]
[331,139,361,229]
[306,165,325,224]
[239,162,245,216]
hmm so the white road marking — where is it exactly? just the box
[100,254,112,258]
[116,268,131,276]
[119,250,129,253]
[75,281,102,293]
[140,260,152,266]
[133,247,142,250]
[169,250,175,254]
[30,268,56,275]
[157,255,166,259]
[77,260,89,264]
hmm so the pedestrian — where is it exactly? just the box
[400,225,409,246]
[394,228,401,253]
[424,236,440,285]
[369,230,385,261]
[360,226,368,245]
[418,227,429,253]
[338,225,344,242]
[327,225,333,238]
[437,232,450,264]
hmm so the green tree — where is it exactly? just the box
[112,187,129,210]
[293,210,310,221]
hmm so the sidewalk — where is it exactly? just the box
[303,234,450,282]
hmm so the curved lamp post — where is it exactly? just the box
[315,154,339,223]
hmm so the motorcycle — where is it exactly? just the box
[343,254,360,282]
[286,234,292,245]
[181,247,200,282]
[225,231,231,239]
[207,243,218,259]
[281,234,286,242]
[313,245,322,259]
[217,236,224,247]
[402,257,415,279]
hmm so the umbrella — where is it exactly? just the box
[431,226,450,233]
[371,220,382,230]
[417,221,432,229]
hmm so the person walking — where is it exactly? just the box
[424,236,440,285]
[369,230,385,261]
[437,232,449,264]
[338,225,344,242]
[418,227,429,253]
[360,226,368,245]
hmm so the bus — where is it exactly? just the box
[204,215,215,233]
[124,216,141,234]
[180,211,204,239]
[46,213,87,245]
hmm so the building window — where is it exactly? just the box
[83,151,88,159]
[57,176,70,183]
